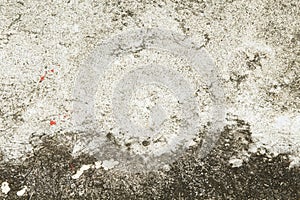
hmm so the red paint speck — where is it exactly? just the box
[49,69,54,73]
[50,120,56,126]
[69,163,75,171]
[39,75,45,82]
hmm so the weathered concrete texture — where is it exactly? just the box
[0,123,299,199]
[0,0,299,199]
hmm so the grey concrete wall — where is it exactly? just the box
[0,0,299,199]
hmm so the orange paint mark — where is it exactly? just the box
[50,120,56,126]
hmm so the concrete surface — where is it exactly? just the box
[0,0,299,199]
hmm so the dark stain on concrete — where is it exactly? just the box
[0,119,299,199]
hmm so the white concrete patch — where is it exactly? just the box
[1,182,10,195]
[72,164,91,179]
[16,186,28,197]
[162,164,171,172]
[229,157,243,168]
[289,155,300,169]
[94,161,102,169]
[71,160,120,179]
[101,159,119,171]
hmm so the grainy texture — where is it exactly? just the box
[0,0,299,199]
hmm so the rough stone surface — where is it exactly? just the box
[0,0,299,199]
